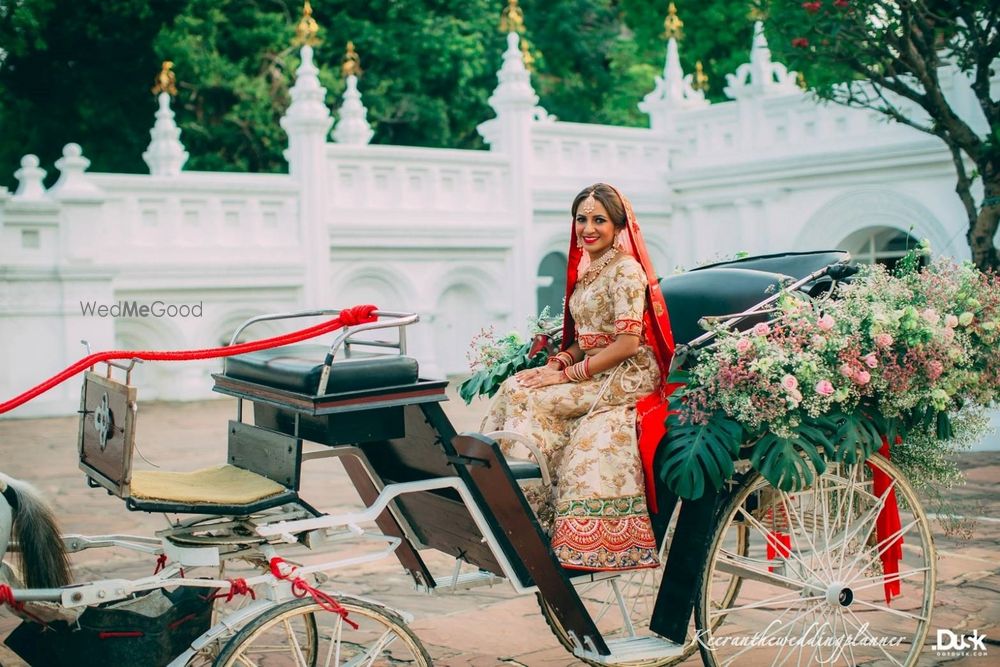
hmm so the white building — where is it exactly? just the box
[0,17,994,417]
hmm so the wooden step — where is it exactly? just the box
[572,635,685,664]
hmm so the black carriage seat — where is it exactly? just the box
[693,249,849,276]
[223,345,419,395]
[79,371,302,515]
[660,267,788,345]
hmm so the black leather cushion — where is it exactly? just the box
[661,268,787,345]
[224,345,419,395]
[693,249,849,278]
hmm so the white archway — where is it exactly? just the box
[431,266,504,375]
[797,188,955,258]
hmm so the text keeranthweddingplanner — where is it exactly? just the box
[79,300,203,318]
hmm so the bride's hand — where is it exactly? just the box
[516,366,566,388]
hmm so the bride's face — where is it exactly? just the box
[575,199,616,257]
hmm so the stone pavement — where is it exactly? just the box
[0,380,997,666]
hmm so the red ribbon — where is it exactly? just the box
[0,305,379,415]
[207,578,256,603]
[868,435,903,605]
[765,532,792,573]
[153,553,168,575]
[0,584,47,626]
[269,557,358,629]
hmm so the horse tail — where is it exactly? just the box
[0,473,71,589]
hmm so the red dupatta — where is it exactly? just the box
[560,184,676,513]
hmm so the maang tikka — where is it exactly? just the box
[581,191,597,215]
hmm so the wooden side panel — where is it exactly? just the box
[452,434,609,656]
[227,421,302,489]
[78,372,137,497]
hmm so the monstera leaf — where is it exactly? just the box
[749,424,830,492]
[659,411,743,500]
[825,409,883,465]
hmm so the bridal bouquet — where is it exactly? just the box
[458,307,562,404]
[661,246,1000,499]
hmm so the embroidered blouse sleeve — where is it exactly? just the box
[611,259,645,336]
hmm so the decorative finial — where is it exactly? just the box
[152,61,177,96]
[663,3,684,41]
[692,61,709,91]
[294,0,320,47]
[341,41,362,78]
[520,39,535,72]
[748,4,766,22]
[796,71,808,90]
[499,0,525,34]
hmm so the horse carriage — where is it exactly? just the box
[0,250,935,666]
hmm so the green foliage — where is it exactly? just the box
[749,426,829,492]
[458,306,561,404]
[1,0,766,184]
[658,410,742,500]
[0,0,182,185]
[457,340,547,404]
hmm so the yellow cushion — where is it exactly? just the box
[130,464,285,505]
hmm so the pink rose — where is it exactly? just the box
[736,338,752,354]
[839,364,854,378]
[944,314,959,329]
[753,322,771,336]
[781,374,799,391]
[863,353,878,368]
[854,370,871,385]
[875,333,893,348]
[817,314,835,331]
[921,308,940,325]
[926,359,944,380]
[815,380,835,396]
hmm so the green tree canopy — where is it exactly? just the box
[762,0,1000,270]
[1,1,777,183]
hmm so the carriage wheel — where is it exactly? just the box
[213,596,432,667]
[537,523,748,667]
[695,454,936,666]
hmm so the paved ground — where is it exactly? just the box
[0,381,997,665]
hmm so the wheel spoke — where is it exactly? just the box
[849,565,930,592]
[708,590,822,619]
[738,507,826,585]
[714,601,819,665]
[850,597,928,622]
[779,491,832,581]
[832,479,897,579]
[843,519,920,585]
[842,607,906,666]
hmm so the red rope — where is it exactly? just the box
[207,578,256,603]
[153,553,168,575]
[0,305,378,415]
[269,557,358,629]
[0,584,47,626]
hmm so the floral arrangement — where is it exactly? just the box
[458,307,563,404]
[661,246,1000,499]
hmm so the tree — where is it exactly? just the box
[762,0,1000,271]
[0,0,182,187]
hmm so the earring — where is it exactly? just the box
[576,236,583,249]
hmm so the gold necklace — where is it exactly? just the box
[578,247,618,287]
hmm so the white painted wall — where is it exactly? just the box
[1,30,995,418]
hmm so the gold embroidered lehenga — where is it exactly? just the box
[482,254,661,571]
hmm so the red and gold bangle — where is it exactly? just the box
[548,351,574,371]
[564,359,593,383]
